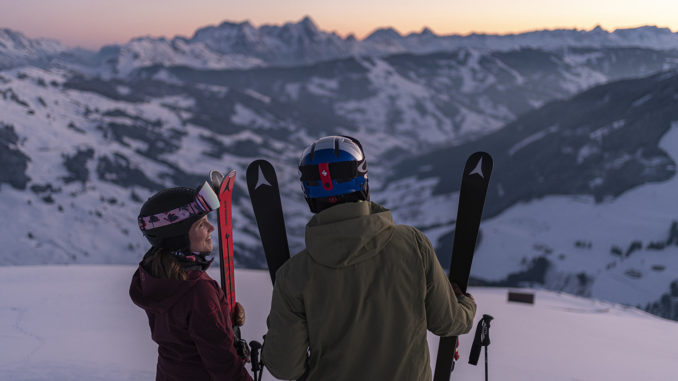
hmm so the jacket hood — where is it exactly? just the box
[305,201,394,268]
[129,265,207,313]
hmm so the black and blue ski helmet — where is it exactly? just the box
[298,135,369,213]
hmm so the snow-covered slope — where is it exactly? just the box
[0,266,675,380]
[475,124,678,314]
[0,29,67,69]
[387,71,678,318]
[83,37,265,77]
[0,67,272,266]
[3,59,678,320]
[1,52,673,265]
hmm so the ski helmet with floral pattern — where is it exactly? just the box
[138,182,220,250]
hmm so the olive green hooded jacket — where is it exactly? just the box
[262,201,476,380]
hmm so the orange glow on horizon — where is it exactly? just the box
[0,0,676,49]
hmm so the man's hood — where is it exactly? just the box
[305,201,395,268]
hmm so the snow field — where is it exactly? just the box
[1,266,676,381]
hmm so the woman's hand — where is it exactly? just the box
[233,302,246,326]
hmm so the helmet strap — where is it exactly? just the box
[169,250,214,272]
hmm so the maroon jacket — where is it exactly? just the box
[129,265,252,381]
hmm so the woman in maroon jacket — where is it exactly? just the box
[130,184,253,381]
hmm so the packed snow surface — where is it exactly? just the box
[0,266,675,380]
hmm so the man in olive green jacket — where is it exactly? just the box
[262,136,477,380]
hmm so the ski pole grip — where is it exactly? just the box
[250,340,263,372]
[468,314,494,365]
[480,314,493,346]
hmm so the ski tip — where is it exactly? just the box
[222,169,236,191]
[209,170,225,190]
[247,159,272,172]
[246,160,276,184]
[466,152,493,179]
[470,151,493,162]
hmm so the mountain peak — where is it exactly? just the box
[365,27,402,41]
[278,15,320,37]
[591,25,607,33]
[420,27,436,36]
[216,20,254,29]
[405,27,437,39]
[191,20,257,41]
[299,16,318,31]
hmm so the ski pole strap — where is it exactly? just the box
[233,326,251,361]
[468,314,494,365]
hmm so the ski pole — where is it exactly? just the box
[485,344,489,381]
[468,314,494,381]
[250,340,263,381]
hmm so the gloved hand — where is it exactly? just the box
[233,301,246,326]
[452,282,473,299]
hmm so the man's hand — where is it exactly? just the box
[452,283,473,299]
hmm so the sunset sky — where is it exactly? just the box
[1,0,677,49]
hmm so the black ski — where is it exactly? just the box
[246,160,291,284]
[433,151,493,381]
[247,160,308,381]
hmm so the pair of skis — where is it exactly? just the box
[207,165,290,381]
[208,170,249,359]
[209,170,237,318]
[245,153,493,381]
[210,167,272,380]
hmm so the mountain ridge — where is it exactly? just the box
[3,18,678,73]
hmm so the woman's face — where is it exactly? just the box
[188,215,215,253]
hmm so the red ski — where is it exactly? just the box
[210,169,237,320]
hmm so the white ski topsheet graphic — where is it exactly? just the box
[469,157,485,178]
[255,165,272,189]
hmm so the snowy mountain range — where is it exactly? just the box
[1,18,678,321]
[0,29,67,69]
[3,17,678,74]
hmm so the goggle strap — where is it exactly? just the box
[138,182,220,232]
[300,159,366,182]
